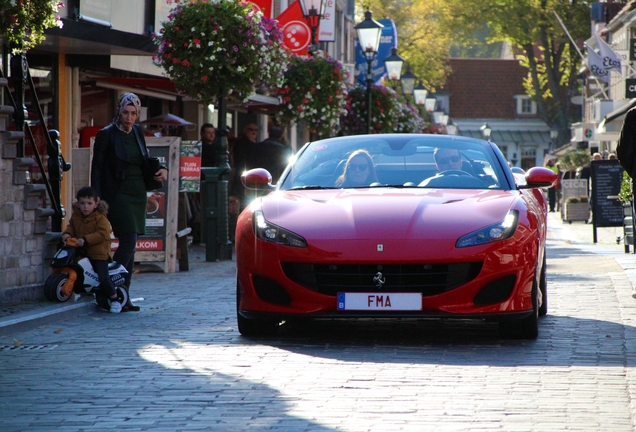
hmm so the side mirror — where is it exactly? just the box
[241,168,273,190]
[518,166,558,189]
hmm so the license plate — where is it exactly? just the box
[337,293,422,311]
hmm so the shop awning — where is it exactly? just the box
[458,129,551,144]
[598,99,636,129]
[89,77,281,110]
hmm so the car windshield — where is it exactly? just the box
[278,134,510,191]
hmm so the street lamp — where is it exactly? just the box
[355,10,383,134]
[424,96,437,112]
[384,47,405,83]
[480,123,492,141]
[413,81,429,106]
[400,67,417,103]
[299,0,327,54]
[550,127,559,151]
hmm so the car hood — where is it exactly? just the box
[259,188,520,240]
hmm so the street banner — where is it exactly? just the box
[179,140,202,193]
[319,0,336,42]
[247,0,273,18]
[354,19,397,86]
[594,33,622,72]
[276,1,314,56]
[586,45,610,82]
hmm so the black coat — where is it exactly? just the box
[90,124,152,205]
[617,107,636,179]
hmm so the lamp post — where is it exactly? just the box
[550,127,559,151]
[480,123,492,141]
[355,10,383,134]
[413,81,429,106]
[384,47,405,90]
[400,68,417,104]
[299,0,327,54]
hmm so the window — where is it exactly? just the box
[514,96,537,115]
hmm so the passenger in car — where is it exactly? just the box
[335,150,378,187]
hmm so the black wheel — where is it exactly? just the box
[43,273,73,302]
[539,254,548,317]
[95,286,129,312]
[236,278,279,337]
[500,279,539,340]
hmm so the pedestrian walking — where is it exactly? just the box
[91,93,168,312]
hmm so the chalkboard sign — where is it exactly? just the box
[591,160,624,228]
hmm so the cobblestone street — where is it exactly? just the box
[2,214,636,431]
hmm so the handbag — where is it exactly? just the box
[144,156,164,191]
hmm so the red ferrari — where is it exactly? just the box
[235,134,557,339]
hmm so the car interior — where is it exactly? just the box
[282,137,505,190]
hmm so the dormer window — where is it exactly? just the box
[514,95,537,115]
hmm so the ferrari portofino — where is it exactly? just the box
[235,134,557,339]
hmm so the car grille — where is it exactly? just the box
[281,262,483,297]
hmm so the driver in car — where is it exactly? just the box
[434,148,464,172]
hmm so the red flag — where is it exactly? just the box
[247,0,273,18]
[276,1,317,55]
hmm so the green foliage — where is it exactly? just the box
[619,171,633,203]
[559,150,590,172]
[0,0,63,53]
[274,51,349,138]
[153,0,289,104]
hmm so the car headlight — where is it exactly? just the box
[456,210,518,248]
[253,210,307,247]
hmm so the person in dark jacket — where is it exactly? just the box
[62,186,121,313]
[91,93,168,311]
[199,123,218,167]
[256,126,291,181]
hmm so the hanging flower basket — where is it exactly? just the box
[153,0,289,104]
[340,85,401,135]
[275,51,349,138]
[396,104,425,133]
[0,0,63,54]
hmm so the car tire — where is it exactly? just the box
[236,278,279,337]
[43,273,73,302]
[538,253,548,317]
[500,279,539,340]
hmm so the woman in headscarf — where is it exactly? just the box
[91,93,168,311]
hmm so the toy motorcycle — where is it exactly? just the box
[43,238,129,311]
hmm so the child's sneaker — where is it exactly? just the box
[109,299,122,314]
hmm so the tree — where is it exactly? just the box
[442,0,590,142]
[358,0,454,91]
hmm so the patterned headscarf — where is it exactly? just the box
[113,93,141,129]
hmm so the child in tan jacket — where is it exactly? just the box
[62,186,122,313]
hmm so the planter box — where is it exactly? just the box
[564,202,590,222]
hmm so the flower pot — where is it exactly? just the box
[564,202,590,222]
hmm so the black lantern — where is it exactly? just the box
[480,123,492,140]
[355,10,384,134]
[400,68,417,100]
[413,81,429,106]
[299,0,327,54]
[384,47,405,82]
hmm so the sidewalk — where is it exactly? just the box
[0,243,234,336]
[2,213,636,337]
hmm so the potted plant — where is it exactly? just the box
[564,196,590,223]
[0,0,63,53]
[275,51,349,138]
[339,85,402,135]
[153,0,289,104]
